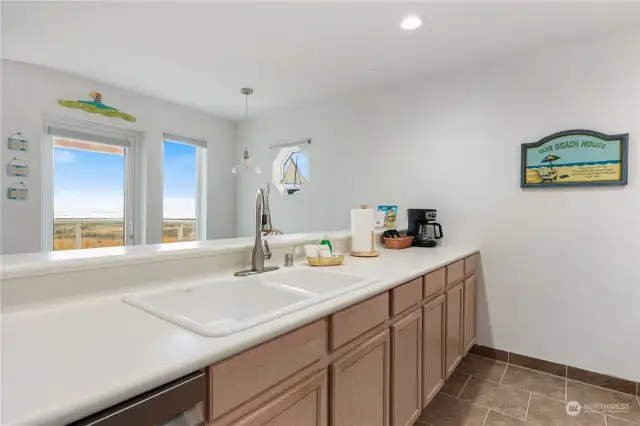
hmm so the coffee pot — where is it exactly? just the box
[407,209,444,248]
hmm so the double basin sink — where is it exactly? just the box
[123,268,378,337]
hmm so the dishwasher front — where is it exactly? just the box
[69,371,206,426]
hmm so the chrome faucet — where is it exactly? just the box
[234,188,280,276]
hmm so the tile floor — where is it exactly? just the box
[417,354,640,426]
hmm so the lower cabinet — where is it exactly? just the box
[331,329,391,426]
[230,370,328,426]
[445,282,464,378]
[463,275,476,355]
[203,257,479,426]
[391,309,422,426]
[422,295,445,409]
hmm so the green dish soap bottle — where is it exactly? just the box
[320,234,333,255]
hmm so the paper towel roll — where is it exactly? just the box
[351,208,375,253]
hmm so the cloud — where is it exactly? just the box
[163,198,196,219]
[54,190,123,218]
[55,150,76,163]
[54,191,196,219]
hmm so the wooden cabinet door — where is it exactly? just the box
[445,283,464,378]
[331,329,390,426]
[422,295,445,409]
[463,276,477,355]
[391,309,422,426]
[231,370,328,426]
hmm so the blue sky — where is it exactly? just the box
[54,146,125,218]
[162,141,196,219]
[53,140,196,219]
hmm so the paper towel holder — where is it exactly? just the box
[350,205,380,257]
[350,229,380,258]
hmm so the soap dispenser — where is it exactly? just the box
[320,234,333,254]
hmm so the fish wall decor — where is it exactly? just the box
[58,92,136,122]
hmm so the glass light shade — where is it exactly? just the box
[232,148,261,174]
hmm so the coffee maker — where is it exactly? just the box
[407,209,443,247]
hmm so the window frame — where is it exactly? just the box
[42,119,137,251]
[162,133,207,242]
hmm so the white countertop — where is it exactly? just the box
[1,244,478,426]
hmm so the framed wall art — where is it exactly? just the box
[521,129,628,188]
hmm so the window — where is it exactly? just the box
[273,148,309,195]
[44,123,135,251]
[162,133,206,243]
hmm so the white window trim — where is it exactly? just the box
[162,133,207,241]
[42,118,139,251]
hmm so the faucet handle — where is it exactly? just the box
[263,241,272,260]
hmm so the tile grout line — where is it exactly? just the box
[470,349,640,424]
[535,393,640,426]
[567,377,640,399]
[452,392,541,426]
[458,374,473,398]
[481,409,491,426]
[445,378,534,425]
[508,362,567,380]
[435,362,639,426]
[499,363,509,384]
[460,371,566,403]
[470,353,573,382]
[606,413,640,426]
[496,409,538,424]
[475,347,639,397]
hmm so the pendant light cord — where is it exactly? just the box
[245,93,248,121]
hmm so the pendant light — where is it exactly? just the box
[232,88,261,174]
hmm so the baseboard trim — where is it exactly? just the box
[470,344,638,397]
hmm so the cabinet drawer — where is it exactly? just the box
[446,260,464,285]
[208,319,328,421]
[424,268,446,299]
[331,292,389,349]
[391,278,423,316]
[464,253,479,276]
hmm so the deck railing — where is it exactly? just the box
[53,218,196,250]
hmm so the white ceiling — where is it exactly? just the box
[4,1,640,120]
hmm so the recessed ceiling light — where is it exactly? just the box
[400,15,422,30]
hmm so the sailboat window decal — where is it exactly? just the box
[279,150,308,194]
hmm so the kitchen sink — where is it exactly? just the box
[123,268,378,337]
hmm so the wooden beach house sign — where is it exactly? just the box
[521,129,628,188]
